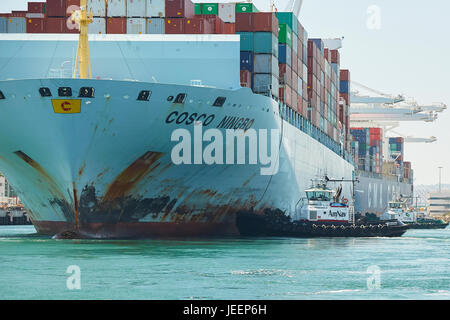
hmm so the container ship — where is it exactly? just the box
[0,0,417,238]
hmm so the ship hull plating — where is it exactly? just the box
[0,79,353,238]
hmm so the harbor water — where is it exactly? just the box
[0,225,448,300]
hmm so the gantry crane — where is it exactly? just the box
[348,81,446,161]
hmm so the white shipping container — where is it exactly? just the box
[146,0,165,18]
[127,0,146,17]
[127,18,146,34]
[146,17,164,33]
[107,0,127,17]
[253,74,279,97]
[89,17,106,34]
[218,3,235,23]
[25,13,45,19]
[292,34,297,53]
[87,0,106,17]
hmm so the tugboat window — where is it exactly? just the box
[79,87,95,98]
[137,90,151,101]
[0,90,4,100]
[58,87,72,97]
[39,87,52,97]
[174,93,187,104]
[213,97,226,107]
[167,96,174,101]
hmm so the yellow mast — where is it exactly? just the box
[72,0,93,79]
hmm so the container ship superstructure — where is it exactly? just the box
[0,0,421,237]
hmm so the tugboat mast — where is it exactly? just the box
[72,0,93,79]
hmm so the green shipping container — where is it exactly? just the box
[236,3,258,13]
[276,12,298,35]
[237,32,254,51]
[278,24,292,48]
[195,4,202,15]
[253,32,278,58]
[202,3,218,15]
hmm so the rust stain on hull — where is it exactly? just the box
[103,151,164,201]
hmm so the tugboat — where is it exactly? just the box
[380,199,416,224]
[236,176,409,237]
[380,197,449,229]
[408,216,449,229]
[5,204,31,225]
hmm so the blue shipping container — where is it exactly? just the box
[237,32,254,51]
[0,17,6,33]
[253,54,279,77]
[278,43,292,66]
[240,51,253,72]
[310,38,324,54]
[340,80,350,93]
[253,32,278,57]
[7,17,26,33]
[146,18,164,34]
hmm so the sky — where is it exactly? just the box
[1,0,449,185]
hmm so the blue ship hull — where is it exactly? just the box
[0,78,354,237]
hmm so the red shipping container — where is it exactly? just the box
[46,17,64,33]
[28,2,46,14]
[235,12,252,32]
[66,0,80,17]
[331,50,340,64]
[292,54,297,76]
[291,89,297,112]
[107,17,126,33]
[240,70,251,88]
[307,40,314,57]
[297,21,304,42]
[279,63,286,85]
[297,58,302,78]
[26,18,46,33]
[285,85,292,107]
[47,17,79,33]
[165,18,185,34]
[11,11,27,17]
[297,96,303,116]
[47,0,66,17]
[185,17,214,34]
[340,93,350,105]
[340,69,350,81]
[165,0,195,18]
[251,12,278,36]
[198,15,225,34]
[292,70,298,94]
[223,23,235,34]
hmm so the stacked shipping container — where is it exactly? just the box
[277,12,308,119]
[350,127,383,174]
[307,39,342,144]
[236,10,279,97]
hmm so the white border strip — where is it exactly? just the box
[0,33,240,42]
